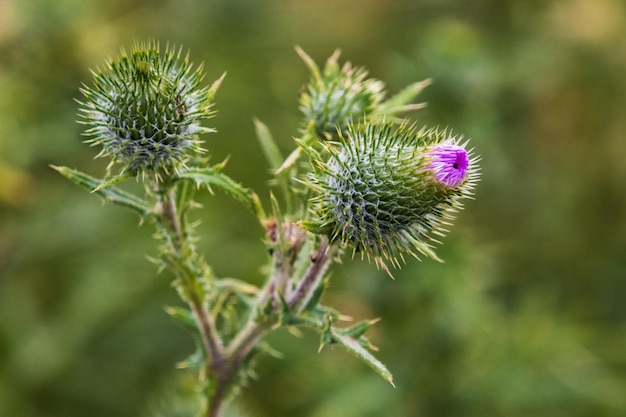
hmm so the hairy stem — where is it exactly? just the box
[157,185,224,379]
[288,237,333,311]
[160,195,336,417]
[205,238,332,416]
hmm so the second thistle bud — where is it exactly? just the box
[297,48,385,141]
[297,48,430,145]
[79,42,222,176]
[303,121,479,269]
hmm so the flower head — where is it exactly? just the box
[302,121,479,269]
[427,144,469,188]
[78,41,222,176]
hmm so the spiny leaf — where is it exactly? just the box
[301,273,328,312]
[51,165,151,216]
[161,252,206,302]
[176,345,205,370]
[207,72,227,102]
[214,278,259,296]
[295,46,322,83]
[378,79,431,114]
[178,166,265,219]
[254,118,284,172]
[276,147,302,175]
[165,306,198,333]
[340,318,381,339]
[255,118,295,212]
[329,329,394,386]
[269,192,287,252]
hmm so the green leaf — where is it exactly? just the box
[165,306,199,333]
[51,165,151,216]
[176,345,205,370]
[295,46,322,83]
[378,79,431,114]
[177,166,265,219]
[308,304,343,323]
[207,72,226,103]
[302,274,328,312]
[214,278,259,296]
[341,318,381,339]
[292,237,315,284]
[330,329,395,386]
[269,192,287,252]
[255,119,296,212]
[299,220,334,236]
[176,175,196,217]
[254,118,283,172]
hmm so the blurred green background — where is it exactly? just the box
[1,0,626,416]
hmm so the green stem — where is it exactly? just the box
[288,238,333,311]
[203,262,278,416]
[160,189,335,417]
[205,319,275,417]
[216,238,334,393]
[157,184,227,416]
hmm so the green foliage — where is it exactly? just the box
[2,1,626,417]
[55,43,452,417]
[176,165,264,218]
[50,165,151,216]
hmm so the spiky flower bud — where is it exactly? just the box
[304,121,479,269]
[79,42,221,176]
[297,48,385,140]
[297,48,430,144]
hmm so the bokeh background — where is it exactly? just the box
[1,0,626,416]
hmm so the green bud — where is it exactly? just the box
[297,48,430,145]
[78,41,221,176]
[297,47,385,140]
[303,121,479,270]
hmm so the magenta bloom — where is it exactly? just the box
[427,144,469,188]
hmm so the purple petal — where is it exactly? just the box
[426,144,469,188]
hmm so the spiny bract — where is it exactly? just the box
[303,121,480,270]
[79,42,220,175]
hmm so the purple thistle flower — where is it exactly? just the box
[427,144,469,188]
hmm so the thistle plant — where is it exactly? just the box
[54,42,479,417]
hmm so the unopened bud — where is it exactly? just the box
[78,41,220,176]
[303,121,479,268]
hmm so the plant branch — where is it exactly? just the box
[158,184,224,369]
[288,237,333,311]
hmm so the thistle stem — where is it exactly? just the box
[202,237,331,416]
[161,187,184,250]
[203,277,276,417]
[288,237,333,311]
[160,194,336,417]
[157,185,224,374]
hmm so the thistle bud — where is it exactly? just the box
[79,42,220,176]
[297,48,385,140]
[303,122,479,269]
[297,48,430,144]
